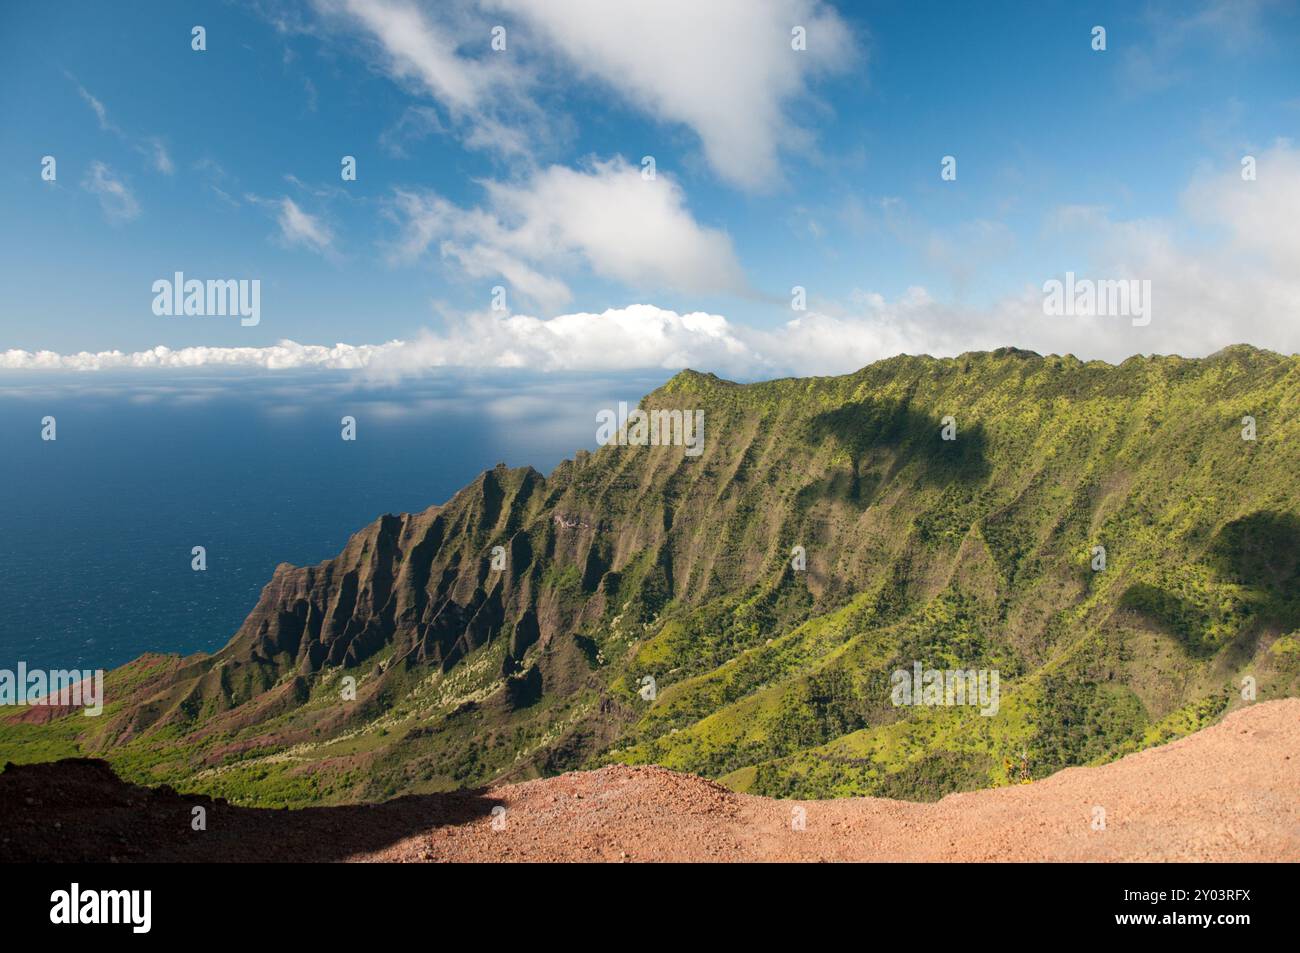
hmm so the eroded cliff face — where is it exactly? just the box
[208,460,649,692]
[232,470,546,677]
[11,348,1300,806]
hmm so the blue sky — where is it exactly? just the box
[1,0,1298,377]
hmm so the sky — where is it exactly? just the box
[1,0,1298,380]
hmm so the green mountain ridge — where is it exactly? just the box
[4,345,1299,806]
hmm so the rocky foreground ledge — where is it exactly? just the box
[3,699,1297,863]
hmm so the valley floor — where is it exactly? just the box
[4,700,1297,863]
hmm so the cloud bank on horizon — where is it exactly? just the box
[2,0,1298,377]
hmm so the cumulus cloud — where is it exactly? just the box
[0,341,398,372]
[81,161,140,222]
[492,0,855,189]
[17,142,1300,380]
[312,0,852,188]
[1026,139,1300,359]
[0,294,1151,380]
[388,158,748,309]
[380,305,758,373]
[753,142,1300,370]
[745,139,1300,372]
[0,309,760,377]
[1184,142,1300,272]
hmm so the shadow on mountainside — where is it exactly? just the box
[1208,511,1300,630]
[0,758,501,863]
[1119,510,1300,660]
[801,399,990,509]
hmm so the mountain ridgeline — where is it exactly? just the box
[5,346,1300,806]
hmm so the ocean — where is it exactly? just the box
[0,368,667,672]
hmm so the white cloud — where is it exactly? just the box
[1119,0,1269,95]
[379,305,759,373]
[0,294,1169,380]
[379,105,446,158]
[0,309,756,377]
[1184,142,1300,271]
[81,161,140,222]
[1021,139,1300,360]
[491,0,855,189]
[247,195,336,255]
[749,139,1300,372]
[312,0,532,156]
[69,75,175,176]
[18,143,1300,379]
[389,158,748,309]
[144,137,174,175]
[0,341,396,372]
[72,81,116,132]
[277,197,335,253]
[323,0,503,111]
[313,0,852,188]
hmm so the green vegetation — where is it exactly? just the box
[5,346,1299,806]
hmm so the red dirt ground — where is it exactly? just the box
[4,699,1296,862]
[362,698,1300,863]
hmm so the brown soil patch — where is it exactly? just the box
[4,699,1297,862]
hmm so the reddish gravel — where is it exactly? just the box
[4,699,1297,863]
[361,699,1300,862]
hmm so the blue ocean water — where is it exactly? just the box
[0,369,666,671]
